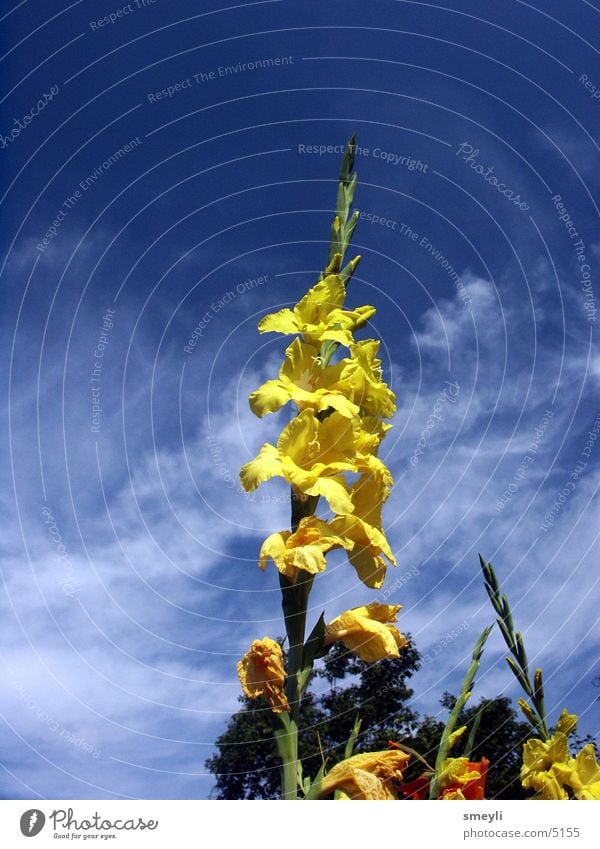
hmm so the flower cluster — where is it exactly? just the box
[521,710,600,800]
[240,268,398,590]
[236,260,406,700]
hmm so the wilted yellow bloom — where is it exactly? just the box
[249,338,359,419]
[342,340,397,418]
[321,749,410,799]
[237,637,290,714]
[239,408,359,514]
[259,517,352,583]
[258,273,375,348]
[325,603,407,662]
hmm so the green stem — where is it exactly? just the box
[274,715,299,800]
[277,495,316,799]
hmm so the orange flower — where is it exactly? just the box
[400,758,489,800]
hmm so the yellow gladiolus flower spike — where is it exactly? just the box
[239,408,359,514]
[258,273,376,348]
[325,603,407,662]
[259,516,352,583]
[248,338,359,419]
[237,637,290,714]
[320,749,410,800]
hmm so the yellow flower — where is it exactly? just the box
[439,758,485,790]
[324,603,407,662]
[239,408,358,514]
[237,637,290,713]
[519,709,585,799]
[320,749,410,799]
[567,745,600,800]
[520,726,571,799]
[342,340,397,418]
[258,273,375,348]
[259,517,352,583]
[248,338,359,419]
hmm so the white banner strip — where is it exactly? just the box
[0,799,598,848]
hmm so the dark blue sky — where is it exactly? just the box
[1,0,599,800]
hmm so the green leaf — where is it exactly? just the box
[304,763,326,800]
[344,715,362,760]
[298,613,327,693]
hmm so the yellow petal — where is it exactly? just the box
[348,549,388,589]
[248,379,291,417]
[556,709,578,737]
[346,340,397,418]
[331,515,396,589]
[326,604,406,662]
[315,328,356,347]
[294,274,346,328]
[239,444,281,491]
[303,475,354,515]
[316,412,359,465]
[259,531,291,572]
[259,518,352,581]
[569,745,600,799]
[278,339,360,417]
[277,408,318,466]
[258,308,299,335]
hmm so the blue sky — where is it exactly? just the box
[1,0,599,800]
